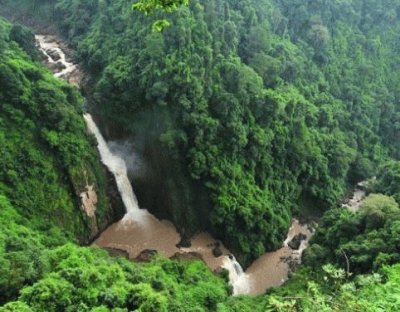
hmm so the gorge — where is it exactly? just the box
[2,1,400,310]
[36,34,316,296]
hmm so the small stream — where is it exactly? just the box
[341,180,369,212]
[35,34,365,296]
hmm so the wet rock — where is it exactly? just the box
[87,166,125,244]
[104,247,129,259]
[176,236,192,248]
[209,241,223,257]
[135,249,158,262]
[105,167,125,219]
[214,266,229,275]
[170,252,203,261]
[208,240,221,247]
[280,255,299,272]
[288,233,307,250]
[38,49,48,62]
[288,259,299,271]
[46,48,61,61]
[49,61,66,73]
[212,245,223,257]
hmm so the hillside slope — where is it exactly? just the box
[0,17,126,302]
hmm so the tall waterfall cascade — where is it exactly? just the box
[83,114,147,224]
[36,35,147,224]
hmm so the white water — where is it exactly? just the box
[84,95,249,291]
[35,32,247,292]
[222,255,249,295]
[36,34,146,224]
[83,114,147,224]
[283,220,311,258]
[36,35,77,79]
[36,35,146,224]
[341,179,371,212]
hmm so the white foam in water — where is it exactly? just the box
[283,223,295,246]
[222,255,251,295]
[36,35,77,78]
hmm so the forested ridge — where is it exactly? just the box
[1,0,400,311]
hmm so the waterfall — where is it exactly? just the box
[83,114,146,223]
[223,255,250,295]
[36,35,145,224]
[231,255,244,275]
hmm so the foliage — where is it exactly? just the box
[304,194,400,274]
[9,24,38,59]
[374,161,400,203]
[0,194,50,302]
[132,0,189,14]
[4,233,400,311]
[0,3,400,312]
[5,0,399,265]
[132,0,190,31]
[0,17,116,303]
[264,263,400,312]
[0,243,229,311]
[0,17,113,243]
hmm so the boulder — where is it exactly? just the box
[135,249,157,262]
[287,233,307,250]
[104,247,129,259]
[170,252,203,261]
[49,61,66,73]
[280,255,299,272]
[212,245,223,257]
[46,48,61,61]
[176,236,192,248]
[214,266,229,275]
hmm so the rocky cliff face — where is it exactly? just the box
[68,162,125,244]
[97,167,125,240]
[92,108,213,238]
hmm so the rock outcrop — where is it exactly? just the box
[288,233,307,250]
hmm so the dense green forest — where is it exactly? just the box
[1,0,400,311]
[5,0,399,265]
